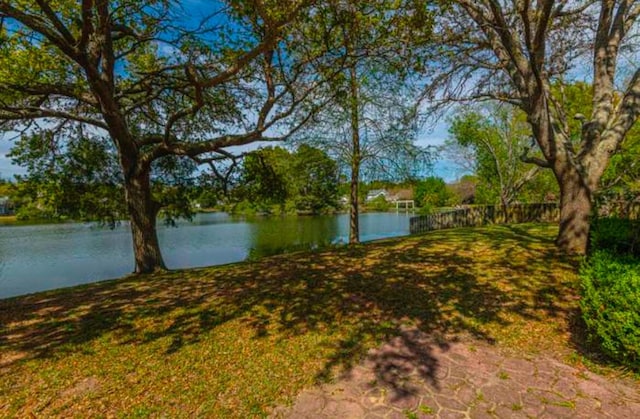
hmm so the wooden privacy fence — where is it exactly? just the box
[409,203,560,234]
[598,202,640,220]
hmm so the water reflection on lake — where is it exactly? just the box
[0,212,413,299]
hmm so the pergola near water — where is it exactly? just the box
[395,200,415,212]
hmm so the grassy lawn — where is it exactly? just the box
[0,224,602,417]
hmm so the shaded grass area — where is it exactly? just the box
[0,224,593,417]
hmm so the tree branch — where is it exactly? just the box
[0,105,108,130]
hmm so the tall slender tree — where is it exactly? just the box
[298,0,433,243]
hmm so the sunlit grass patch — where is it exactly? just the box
[0,223,587,417]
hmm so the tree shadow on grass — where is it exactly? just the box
[0,223,581,401]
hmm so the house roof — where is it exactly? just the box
[388,189,413,200]
[366,189,387,196]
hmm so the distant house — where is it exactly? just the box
[365,189,388,202]
[0,196,13,215]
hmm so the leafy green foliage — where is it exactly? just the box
[445,103,557,205]
[239,147,292,211]
[194,188,218,209]
[548,82,594,145]
[0,178,16,208]
[580,218,640,370]
[516,170,558,203]
[151,156,198,226]
[414,176,450,208]
[366,195,392,212]
[236,146,339,214]
[580,250,640,370]
[590,218,640,257]
[8,130,198,225]
[1,0,338,270]
[291,145,339,213]
[9,131,126,224]
[600,123,640,210]
[561,82,640,210]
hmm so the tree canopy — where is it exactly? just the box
[236,145,339,214]
[445,102,558,206]
[293,0,433,242]
[414,176,450,209]
[0,0,332,271]
[424,0,640,253]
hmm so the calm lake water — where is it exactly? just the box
[0,212,413,299]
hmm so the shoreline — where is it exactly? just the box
[0,208,418,227]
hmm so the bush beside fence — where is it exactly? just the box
[409,203,560,234]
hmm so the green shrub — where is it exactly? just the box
[579,250,640,370]
[590,217,640,256]
[229,200,259,216]
[15,204,58,221]
[366,195,392,212]
[417,203,435,215]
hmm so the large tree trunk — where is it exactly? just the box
[555,166,592,255]
[500,194,511,223]
[124,167,166,273]
[528,98,596,255]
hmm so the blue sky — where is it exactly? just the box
[0,136,23,178]
[416,122,462,181]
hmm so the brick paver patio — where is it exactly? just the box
[271,328,640,418]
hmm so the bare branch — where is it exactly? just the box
[520,154,551,168]
[0,105,108,130]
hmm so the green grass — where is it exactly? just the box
[0,224,589,417]
[419,404,435,414]
[404,410,419,419]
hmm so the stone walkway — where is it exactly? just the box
[271,328,640,418]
